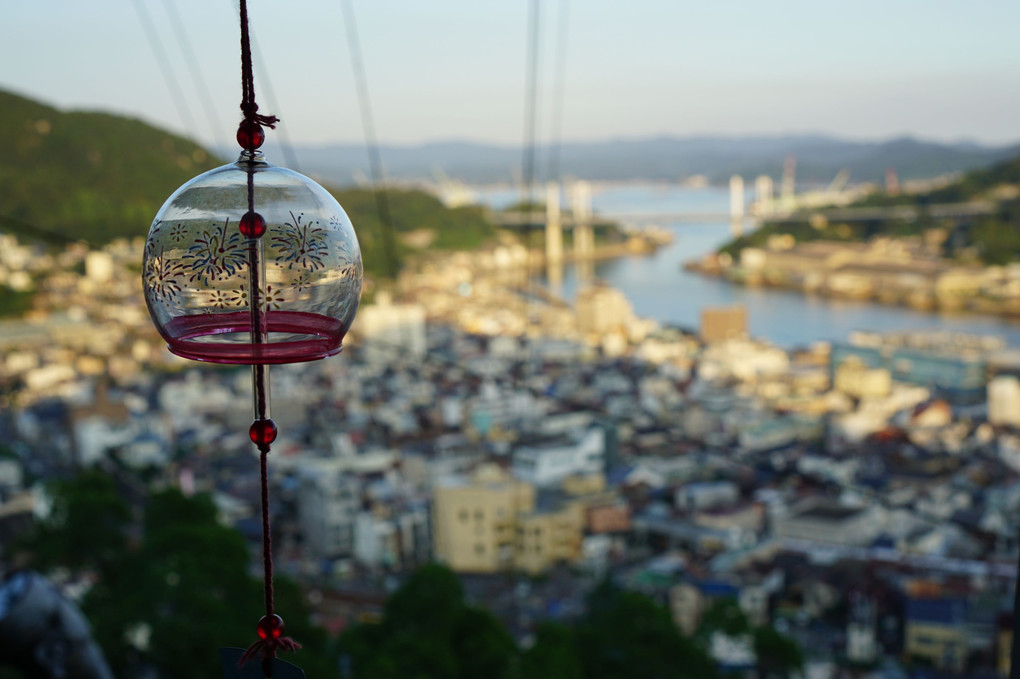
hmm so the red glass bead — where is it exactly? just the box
[249,419,278,446]
[237,120,265,150]
[256,614,284,640]
[239,211,267,238]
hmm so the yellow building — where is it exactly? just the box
[834,356,892,399]
[515,503,585,575]
[432,468,585,575]
[904,598,967,673]
[433,469,534,573]
[998,625,1011,678]
[700,305,747,344]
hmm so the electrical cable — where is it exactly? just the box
[249,34,303,172]
[339,0,399,281]
[162,0,228,145]
[227,0,302,172]
[521,0,542,203]
[546,0,570,184]
[132,0,200,143]
[0,214,90,247]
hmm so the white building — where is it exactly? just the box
[354,512,397,568]
[576,284,635,337]
[512,427,605,487]
[675,481,739,512]
[988,375,1020,427]
[85,251,115,283]
[296,458,360,560]
[353,507,431,570]
[73,416,138,467]
[698,339,790,383]
[774,499,883,547]
[467,384,549,435]
[355,292,426,363]
[0,459,23,493]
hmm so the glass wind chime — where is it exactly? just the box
[141,1,362,675]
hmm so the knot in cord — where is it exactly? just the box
[240,102,279,129]
[239,636,302,667]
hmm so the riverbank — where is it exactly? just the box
[685,237,1020,319]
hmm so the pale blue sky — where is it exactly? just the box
[3,0,1019,148]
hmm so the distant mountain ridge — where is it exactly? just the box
[277,135,1020,187]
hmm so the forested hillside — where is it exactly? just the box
[0,89,219,244]
[0,89,497,277]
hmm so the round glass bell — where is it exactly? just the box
[142,150,363,364]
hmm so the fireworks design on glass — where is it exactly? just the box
[263,284,286,310]
[230,288,250,308]
[169,223,188,243]
[186,218,247,283]
[217,286,285,311]
[329,215,359,260]
[206,290,234,310]
[145,242,185,303]
[272,211,327,270]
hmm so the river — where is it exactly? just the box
[476,183,1020,348]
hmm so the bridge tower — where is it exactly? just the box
[754,175,774,217]
[781,154,796,203]
[545,181,563,263]
[571,180,594,260]
[570,180,594,283]
[729,175,744,238]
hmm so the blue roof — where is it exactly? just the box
[906,598,966,625]
[870,534,896,549]
[606,465,634,485]
[696,580,739,598]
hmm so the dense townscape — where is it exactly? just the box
[2,230,1020,678]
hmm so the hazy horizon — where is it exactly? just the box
[4,0,1019,150]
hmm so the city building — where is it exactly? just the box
[512,427,605,487]
[831,338,988,404]
[432,469,535,573]
[515,503,585,575]
[295,458,361,561]
[352,504,430,571]
[989,375,1020,427]
[576,283,635,337]
[354,292,427,363]
[904,598,968,673]
[774,499,882,547]
[700,305,747,344]
[833,356,891,399]
[675,481,739,512]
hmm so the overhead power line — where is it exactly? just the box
[227,0,302,171]
[521,0,542,204]
[249,33,302,172]
[162,0,227,145]
[339,0,399,281]
[132,0,199,144]
[546,0,570,184]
